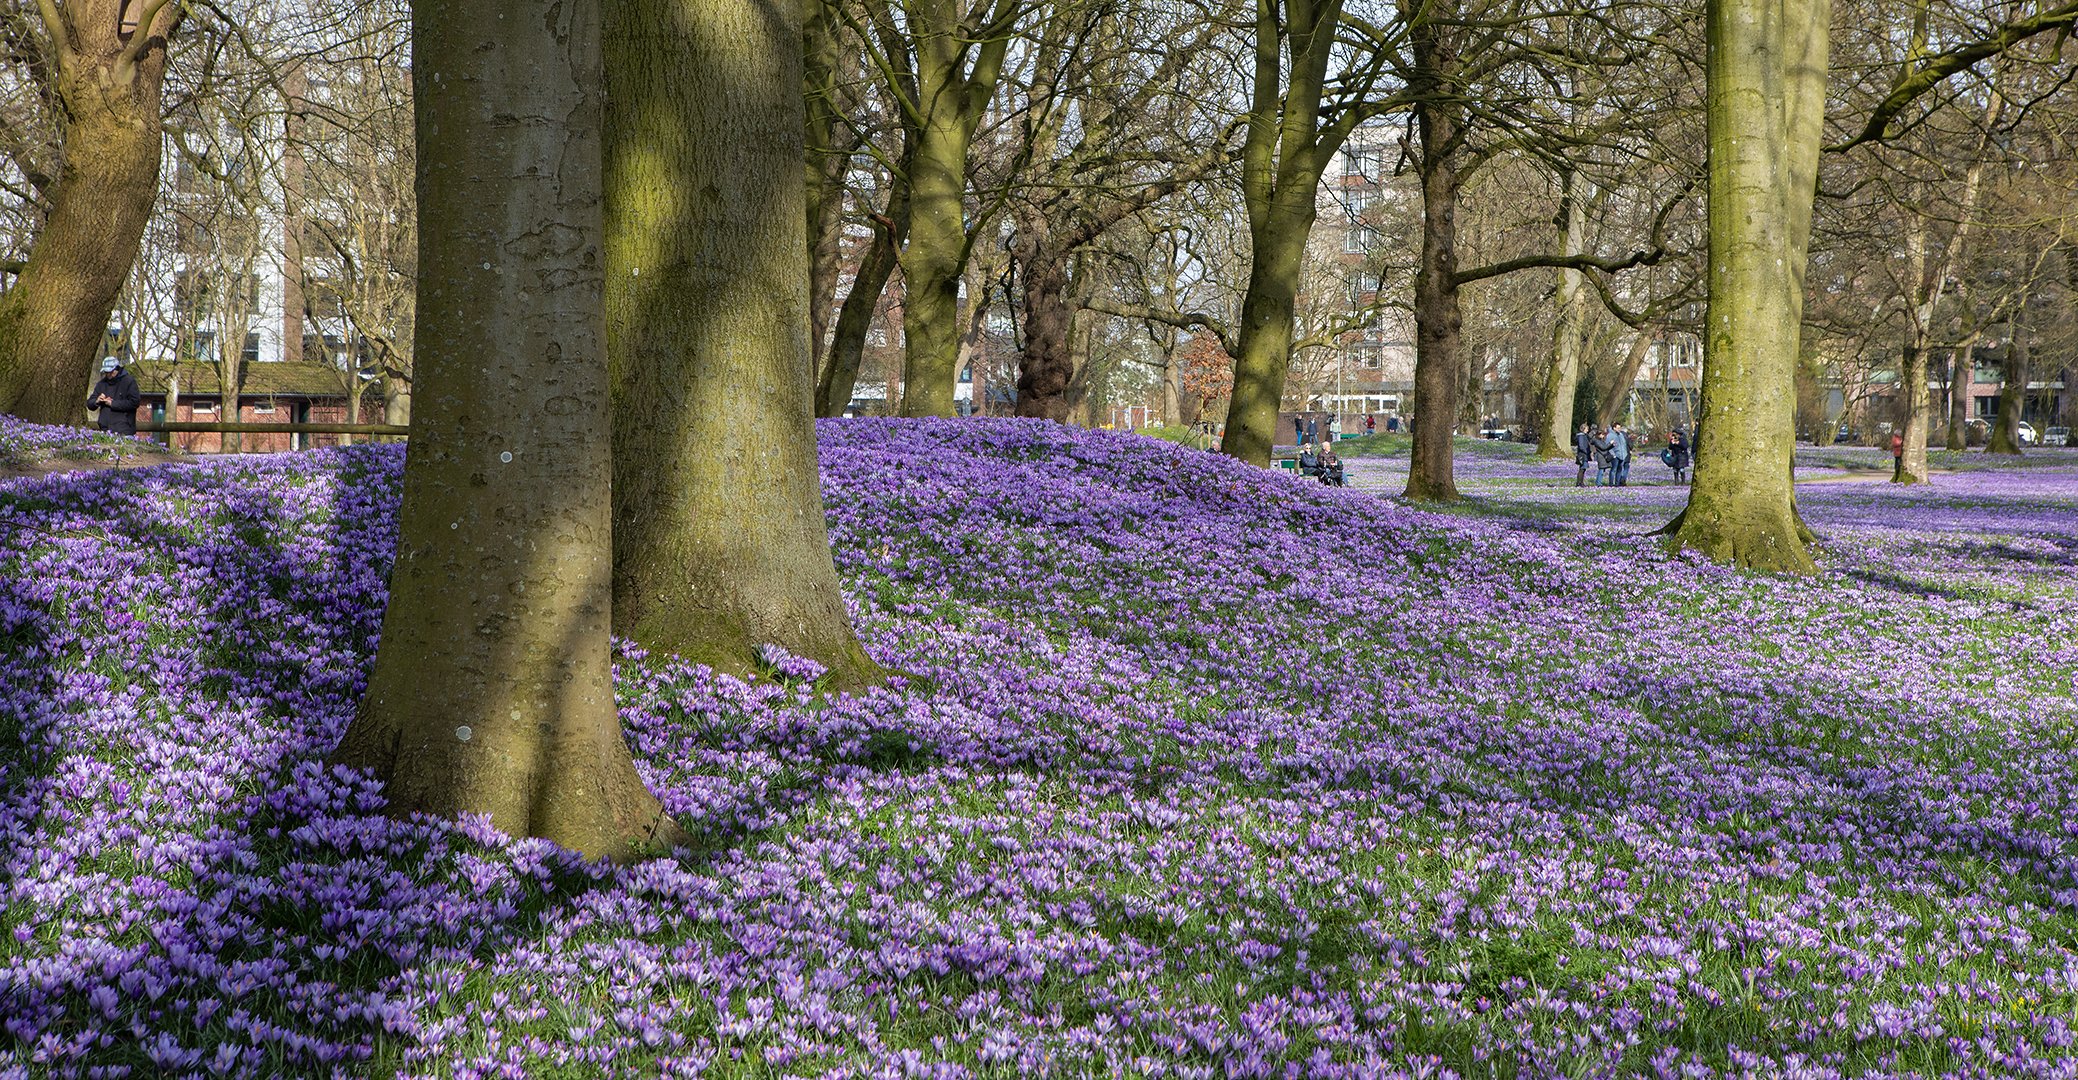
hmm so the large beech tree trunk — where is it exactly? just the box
[0,0,178,424]
[1404,84,1465,503]
[1664,0,1828,572]
[333,0,679,861]
[604,0,880,687]
[899,118,969,418]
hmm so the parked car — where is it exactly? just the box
[1963,418,2039,446]
[2045,426,2071,447]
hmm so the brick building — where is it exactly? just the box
[126,361,380,453]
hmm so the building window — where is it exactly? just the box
[253,402,276,415]
[1345,146,1383,180]
[1974,396,1998,418]
[191,400,217,414]
[242,332,260,365]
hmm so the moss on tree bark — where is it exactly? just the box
[1664,0,1827,573]
[603,0,881,689]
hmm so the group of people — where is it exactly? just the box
[1291,413,1342,445]
[1574,423,1691,486]
[1297,444,1346,486]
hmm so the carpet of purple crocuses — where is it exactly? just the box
[3,414,2076,1079]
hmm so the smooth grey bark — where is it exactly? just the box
[334,0,680,861]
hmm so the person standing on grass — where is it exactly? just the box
[1573,423,1593,486]
[1293,415,1305,446]
[1610,423,1632,486]
[1890,430,1905,480]
[1592,426,1615,485]
[1667,428,1691,483]
[86,357,141,436]
[1365,414,1376,436]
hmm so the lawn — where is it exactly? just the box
[2,415,2075,1078]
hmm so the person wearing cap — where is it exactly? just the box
[87,357,141,436]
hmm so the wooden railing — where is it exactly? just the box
[140,421,410,437]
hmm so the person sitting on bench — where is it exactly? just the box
[1297,446,1322,478]
[1320,448,1345,487]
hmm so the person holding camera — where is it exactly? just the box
[87,358,141,436]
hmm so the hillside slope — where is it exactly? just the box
[2,418,2075,1078]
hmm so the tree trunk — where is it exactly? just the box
[333,0,679,861]
[1015,244,1076,421]
[1459,342,1482,436]
[1219,197,1314,465]
[817,209,905,417]
[383,375,411,430]
[604,0,881,688]
[1945,342,1971,450]
[955,259,992,415]
[1988,315,2026,455]
[1894,344,1931,480]
[803,0,847,383]
[1063,259,1104,425]
[1596,329,1657,430]
[1665,0,1827,572]
[0,5,176,424]
[217,338,245,454]
[898,116,969,418]
[1404,83,1464,503]
[1894,208,1937,482]
[1898,87,1997,478]
[1546,190,1587,459]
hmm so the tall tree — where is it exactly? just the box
[1661,0,1829,572]
[1008,2,1212,421]
[1218,0,1400,466]
[333,0,682,859]
[604,0,881,687]
[1534,166,1596,460]
[0,0,181,423]
[841,0,1022,417]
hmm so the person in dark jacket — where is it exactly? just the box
[1297,446,1321,478]
[87,358,141,436]
[1591,426,1615,486]
[1320,448,1345,486]
[1292,415,1305,445]
[1572,423,1593,486]
[1666,429,1691,482]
